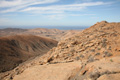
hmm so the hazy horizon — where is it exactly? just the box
[0,26,88,30]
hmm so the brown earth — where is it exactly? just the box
[11,56,120,80]
[0,21,120,80]
[46,21,120,63]
[0,35,57,73]
[0,28,80,41]
[0,28,27,37]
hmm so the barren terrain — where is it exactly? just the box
[0,28,80,41]
[0,35,57,73]
[0,21,120,80]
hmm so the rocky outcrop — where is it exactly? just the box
[13,61,82,80]
[1,56,120,80]
[70,56,120,80]
[46,21,120,63]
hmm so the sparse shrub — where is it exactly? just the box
[75,56,80,60]
[67,54,72,57]
[103,38,107,42]
[88,56,95,63]
[95,53,100,56]
[101,70,111,75]
[102,43,107,48]
[103,51,113,57]
[89,71,100,80]
[102,38,107,48]
[91,49,95,52]
[108,46,111,50]
[80,54,84,58]
[110,59,113,62]
[97,48,101,50]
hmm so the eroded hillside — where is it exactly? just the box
[0,21,120,80]
[0,35,57,73]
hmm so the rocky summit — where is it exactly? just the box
[0,21,120,80]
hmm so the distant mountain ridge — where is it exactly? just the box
[0,28,81,41]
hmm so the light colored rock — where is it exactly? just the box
[71,56,120,80]
[97,73,120,80]
[45,22,120,63]
[13,61,82,80]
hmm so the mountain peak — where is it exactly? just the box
[99,21,108,23]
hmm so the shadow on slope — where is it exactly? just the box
[0,35,58,73]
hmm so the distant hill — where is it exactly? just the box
[0,28,27,37]
[0,28,81,41]
[0,35,57,72]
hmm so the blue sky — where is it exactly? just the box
[0,0,120,29]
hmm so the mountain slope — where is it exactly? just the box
[46,21,120,63]
[12,56,120,80]
[1,21,120,80]
[0,35,57,73]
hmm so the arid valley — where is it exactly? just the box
[0,21,120,80]
[0,0,120,80]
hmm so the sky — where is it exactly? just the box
[0,0,120,29]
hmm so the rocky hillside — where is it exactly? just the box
[0,21,120,80]
[0,35,57,73]
[11,56,120,80]
[46,21,120,63]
